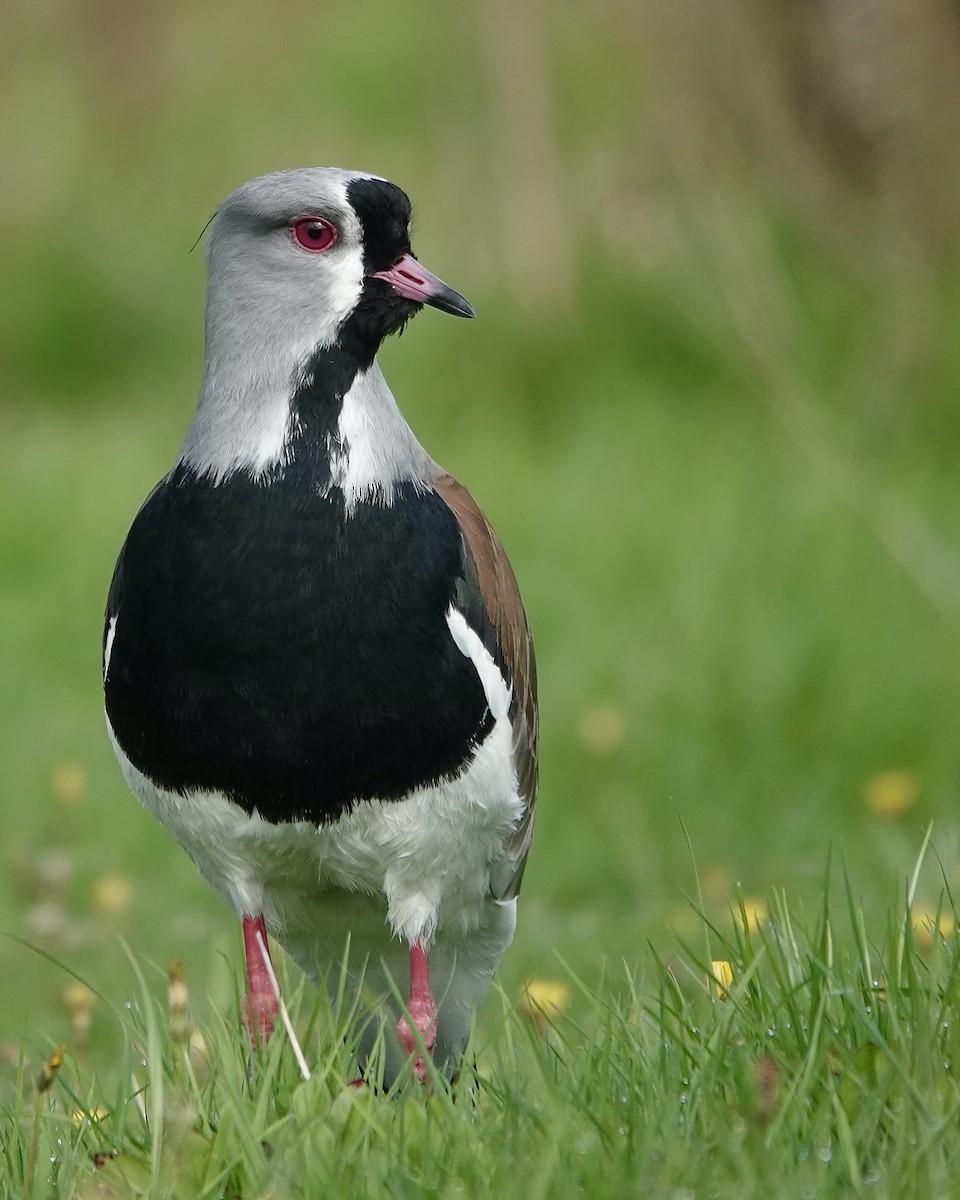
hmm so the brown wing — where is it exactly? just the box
[433,473,538,899]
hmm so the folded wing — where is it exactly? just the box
[433,473,539,899]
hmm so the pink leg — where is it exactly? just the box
[396,941,438,1082]
[242,914,279,1044]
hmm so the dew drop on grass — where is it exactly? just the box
[818,1145,832,1163]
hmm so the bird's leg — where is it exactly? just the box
[396,940,437,1082]
[242,914,279,1044]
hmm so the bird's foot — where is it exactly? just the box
[396,1006,437,1083]
[243,990,279,1044]
[396,941,437,1083]
[242,913,280,1045]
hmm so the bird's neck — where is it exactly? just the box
[296,354,438,511]
[179,297,323,482]
[178,330,437,506]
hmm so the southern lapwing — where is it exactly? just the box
[103,168,538,1082]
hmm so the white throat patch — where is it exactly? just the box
[325,364,436,511]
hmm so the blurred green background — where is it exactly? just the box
[3,0,960,1054]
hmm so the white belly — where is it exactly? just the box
[106,711,522,1064]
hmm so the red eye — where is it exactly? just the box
[290,217,337,253]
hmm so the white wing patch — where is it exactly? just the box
[445,607,511,721]
[103,614,118,682]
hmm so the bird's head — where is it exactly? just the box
[183,168,473,482]
[203,168,474,370]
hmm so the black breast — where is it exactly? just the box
[104,468,493,825]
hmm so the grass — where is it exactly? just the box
[4,270,960,1191]
[4,379,960,1039]
[6,0,960,1192]
[5,377,960,1193]
[5,848,960,1199]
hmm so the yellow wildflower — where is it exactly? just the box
[911,905,955,950]
[710,960,734,999]
[577,704,625,755]
[62,982,95,1047]
[519,978,571,1023]
[91,873,133,916]
[737,897,769,931]
[864,770,920,821]
[50,761,87,808]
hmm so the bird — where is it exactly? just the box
[102,168,538,1083]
